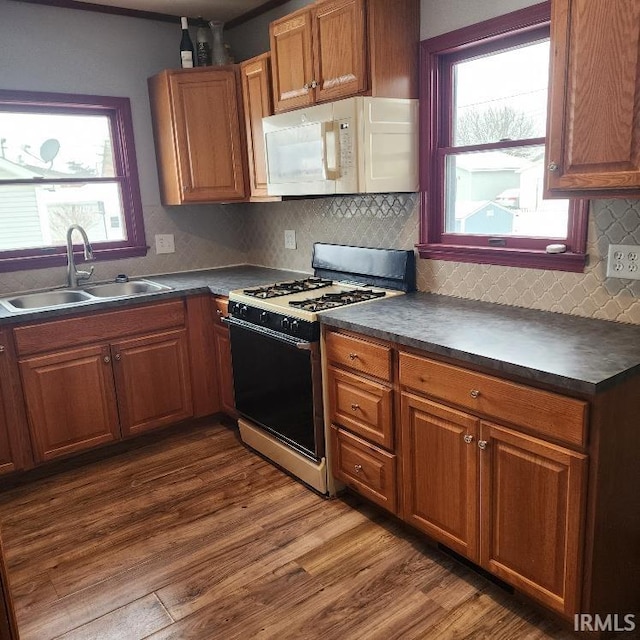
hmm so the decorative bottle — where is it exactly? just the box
[208,21,230,66]
[179,17,195,68]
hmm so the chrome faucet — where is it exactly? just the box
[66,224,95,288]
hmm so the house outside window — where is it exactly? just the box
[0,90,147,272]
[418,2,588,272]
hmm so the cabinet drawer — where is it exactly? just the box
[399,352,588,448]
[331,425,397,514]
[14,300,186,356]
[211,296,229,328]
[328,366,393,449]
[325,331,392,381]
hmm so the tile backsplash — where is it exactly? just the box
[4,192,640,326]
[239,196,640,325]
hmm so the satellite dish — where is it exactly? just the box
[40,139,60,164]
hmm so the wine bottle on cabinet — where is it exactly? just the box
[179,17,195,68]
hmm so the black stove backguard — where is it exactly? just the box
[311,243,416,292]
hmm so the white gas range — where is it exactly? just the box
[226,244,415,495]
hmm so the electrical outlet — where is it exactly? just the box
[155,234,175,254]
[284,229,297,250]
[607,243,640,279]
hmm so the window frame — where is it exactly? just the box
[417,2,589,272]
[0,89,147,273]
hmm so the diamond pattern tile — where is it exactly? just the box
[3,193,640,326]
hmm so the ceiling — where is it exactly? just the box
[14,0,289,25]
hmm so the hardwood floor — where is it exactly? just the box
[0,420,577,639]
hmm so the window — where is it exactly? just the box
[418,3,588,271]
[0,90,147,272]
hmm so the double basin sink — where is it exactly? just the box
[0,279,172,313]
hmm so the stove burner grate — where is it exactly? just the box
[243,277,332,299]
[289,289,386,312]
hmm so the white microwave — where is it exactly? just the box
[263,96,418,196]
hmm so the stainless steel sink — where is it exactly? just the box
[81,279,170,298]
[2,289,93,311]
[0,279,172,313]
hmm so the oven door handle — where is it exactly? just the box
[225,315,313,351]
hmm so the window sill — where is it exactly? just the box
[416,243,587,273]
[0,245,149,273]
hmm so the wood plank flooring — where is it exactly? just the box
[0,420,577,639]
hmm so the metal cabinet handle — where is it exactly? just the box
[114,353,121,361]
[310,80,318,88]
[0,345,5,354]
[103,355,111,364]
[354,464,363,473]
[470,389,480,399]
[351,403,360,411]
[303,83,310,90]
[478,440,488,450]
[349,353,358,360]
[548,162,559,172]
[463,434,474,444]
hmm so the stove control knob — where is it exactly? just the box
[281,317,290,331]
[290,320,299,334]
[239,304,248,318]
[259,311,269,324]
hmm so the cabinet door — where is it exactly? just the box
[169,69,246,202]
[112,329,193,437]
[240,53,276,199]
[0,534,18,640]
[546,0,640,196]
[213,323,236,417]
[20,345,120,463]
[479,422,586,616]
[270,8,315,112]
[0,329,32,475]
[401,393,480,561]
[313,0,367,103]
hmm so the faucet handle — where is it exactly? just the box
[76,265,95,283]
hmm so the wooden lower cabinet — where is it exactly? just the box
[16,300,196,464]
[0,328,31,475]
[212,297,236,417]
[0,534,18,640]
[112,329,193,437]
[401,392,479,562]
[480,422,587,617]
[20,344,121,463]
[400,391,587,617]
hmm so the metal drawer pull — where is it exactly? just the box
[103,355,111,364]
[478,440,488,450]
[463,434,474,444]
[351,403,360,411]
[349,353,358,360]
[0,345,5,353]
[470,389,480,398]
[354,464,363,473]
[114,353,121,361]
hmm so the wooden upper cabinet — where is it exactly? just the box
[313,0,367,103]
[545,0,640,197]
[270,8,315,112]
[148,67,247,204]
[270,0,418,113]
[240,53,279,199]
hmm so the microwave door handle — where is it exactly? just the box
[321,121,340,180]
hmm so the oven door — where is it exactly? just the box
[227,317,324,461]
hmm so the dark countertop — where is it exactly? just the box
[0,265,307,326]
[318,292,640,395]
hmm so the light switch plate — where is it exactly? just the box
[155,234,175,254]
[284,229,296,250]
[607,243,640,279]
